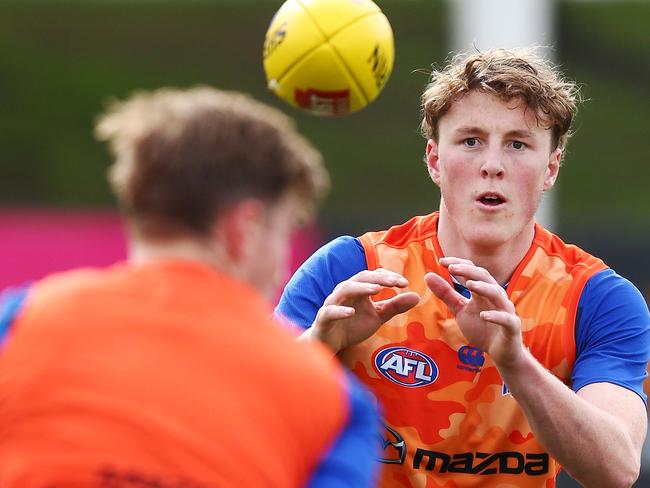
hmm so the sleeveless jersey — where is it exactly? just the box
[348,212,607,488]
[0,260,379,487]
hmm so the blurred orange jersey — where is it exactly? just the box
[343,212,606,488]
[0,260,379,487]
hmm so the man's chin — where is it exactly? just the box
[463,225,519,250]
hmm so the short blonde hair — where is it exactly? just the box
[96,87,329,236]
[421,48,580,152]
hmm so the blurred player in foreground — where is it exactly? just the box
[277,48,650,487]
[0,87,380,487]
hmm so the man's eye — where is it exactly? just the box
[464,138,478,147]
[512,140,526,150]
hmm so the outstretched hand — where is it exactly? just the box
[311,268,420,354]
[425,257,524,368]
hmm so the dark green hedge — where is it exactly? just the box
[0,1,648,233]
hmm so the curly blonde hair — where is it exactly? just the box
[96,87,329,236]
[421,48,580,153]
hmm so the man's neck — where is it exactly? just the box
[127,234,237,279]
[436,212,536,286]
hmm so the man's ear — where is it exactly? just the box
[543,147,562,192]
[213,199,264,263]
[426,139,441,186]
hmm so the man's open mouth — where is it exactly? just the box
[477,192,506,206]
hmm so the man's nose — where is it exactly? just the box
[480,147,505,178]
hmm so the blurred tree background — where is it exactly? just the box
[1,2,650,484]
[0,0,648,287]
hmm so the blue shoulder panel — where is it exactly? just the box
[276,236,367,329]
[305,370,381,488]
[0,285,31,348]
[573,269,650,404]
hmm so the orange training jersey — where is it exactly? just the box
[0,260,371,487]
[350,212,607,488]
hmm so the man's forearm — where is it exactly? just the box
[497,349,640,487]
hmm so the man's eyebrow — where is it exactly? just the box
[505,129,535,139]
[453,126,488,136]
[453,127,536,139]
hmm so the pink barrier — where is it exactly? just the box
[0,209,321,302]
[0,209,127,290]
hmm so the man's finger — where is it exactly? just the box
[375,292,420,323]
[480,310,520,335]
[350,269,408,288]
[439,256,475,267]
[316,304,356,324]
[424,272,468,315]
[465,280,512,310]
[445,263,499,285]
[327,281,381,305]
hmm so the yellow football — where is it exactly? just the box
[263,0,395,116]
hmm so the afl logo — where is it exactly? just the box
[374,346,438,388]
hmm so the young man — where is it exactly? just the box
[0,87,380,487]
[277,49,650,487]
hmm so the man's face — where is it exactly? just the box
[244,196,297,301]
[426,90,561,249]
